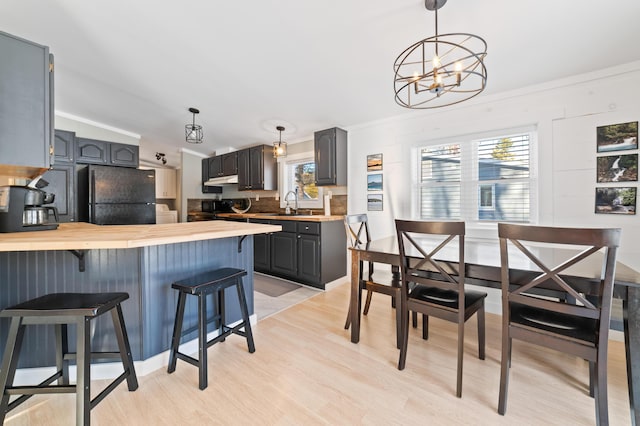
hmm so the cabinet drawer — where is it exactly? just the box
[297,222,320,235]
[272,220,296,233]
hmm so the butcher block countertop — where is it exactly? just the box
[0,221,282,252]
[216,213,344,222]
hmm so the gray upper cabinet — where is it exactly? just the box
[207,152,238,178]
[0,31,54,176]
[208,155,222,178]
[314,127,347,186]
[76,138,108,165]
[53,129,75,163]
[76,137,139,168]
[222,152,238,175]
[238,145,276,191]
[110,143,139,167]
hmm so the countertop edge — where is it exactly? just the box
[0,222,282,252]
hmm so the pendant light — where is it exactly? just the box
[185,107,203,144]
[273,125,287,158]
[393,0,487,109]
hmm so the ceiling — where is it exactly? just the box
[2,0,640,168]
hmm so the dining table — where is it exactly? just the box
[348,235,640,425]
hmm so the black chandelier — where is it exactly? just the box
[185,107,203,144]
[393,0,487,109]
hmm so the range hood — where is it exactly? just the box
[204,175,238,186]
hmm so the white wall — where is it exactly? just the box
[346,61,640,318]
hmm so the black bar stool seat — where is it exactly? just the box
[167,267,255,390]
[0,292,138,426]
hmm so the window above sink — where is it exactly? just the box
[278,152,324,209]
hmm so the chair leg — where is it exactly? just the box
[0,317,26,424]
[55,324,70,385]
[498,334,511,415]
[197,292,208,390]
[594,347,609,425]
[456,321,464,398]
[395,291,402,349]
[589,361,595,398]
[363,288,373,315]
[76,316,91,426]
[111,303,139,391]
[477,305,486,360]
[167,292,187,374]
[412,311,418,328]
[218,289,226,343]
[235,277,256,353]
[422,314,429,340]
[397,304,409,370]
[344,306,351,330]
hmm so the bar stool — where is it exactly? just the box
[167,267,255,390]
[0,292,138,426]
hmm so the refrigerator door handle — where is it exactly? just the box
[90,169,96,223]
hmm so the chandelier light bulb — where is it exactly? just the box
[433,55,441,69]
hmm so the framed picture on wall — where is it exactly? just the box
[367,194,383,211]
[367,173,383,191]
[596,121,638,153]
[596,154,638,182]
[594,187,636,215]
[367,153,383,171]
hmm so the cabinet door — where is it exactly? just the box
[298,234,321,284]
[253,232,271,272]
[0,32,53,171]
[270,232,297,277]
[110,143,139,167]
[53,129,75,163]
[237,149,251,190]
[249,145,264,190]
[222,152,238,175]
[202,158,209,181]
[41,163,75,222]
[314,128,336,185]
[155,168,176,199]
[208,156,222,177]
[76,138,108,164]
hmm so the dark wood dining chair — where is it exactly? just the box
[344,214,402,348]
[497,223,621,425]
[395,219,487,398]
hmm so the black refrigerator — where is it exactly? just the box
[78,165,156,225]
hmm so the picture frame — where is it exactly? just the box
[367,194,383,211]
[594,187,636,215]
[367,153,383,171]
[596,154,638,183]
[367,173,383,191]
[596,121,638,153]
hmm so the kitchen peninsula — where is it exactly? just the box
[0,221,281,369]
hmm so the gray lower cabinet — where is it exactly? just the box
[250,218,346,289]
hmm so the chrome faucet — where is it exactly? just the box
[284,188,298,215]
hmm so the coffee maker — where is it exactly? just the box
[0,185,59,232]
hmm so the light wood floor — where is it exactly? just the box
[5,281,631,425]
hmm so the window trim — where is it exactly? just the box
[278,152,324,209]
